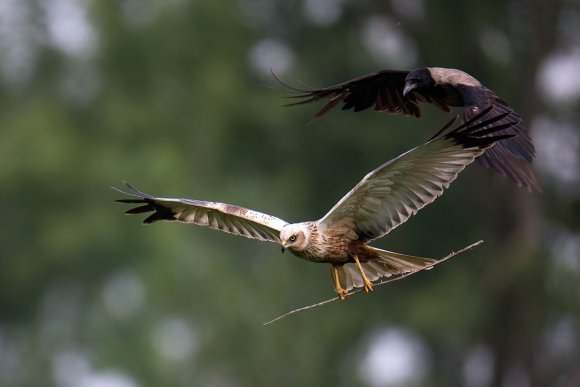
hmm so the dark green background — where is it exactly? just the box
[1,1,579,386]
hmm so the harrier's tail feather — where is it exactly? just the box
[336,247,436,291]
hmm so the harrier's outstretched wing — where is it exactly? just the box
[115,182,288,243]
[317,107,517,243]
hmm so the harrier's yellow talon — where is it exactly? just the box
[331,265,349,300]
[363,280,374,293]
[353,255,374,293]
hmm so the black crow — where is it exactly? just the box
[280,67,539,192]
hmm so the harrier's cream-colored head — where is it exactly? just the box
[280,223,309,253]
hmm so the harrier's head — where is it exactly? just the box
[280,223,309,253]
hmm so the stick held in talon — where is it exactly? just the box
[262,240,484,326]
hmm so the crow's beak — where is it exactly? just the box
[281,240,286,253]
[403,81,418,98]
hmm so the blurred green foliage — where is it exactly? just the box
[0,1,579,386]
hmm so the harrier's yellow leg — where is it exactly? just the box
[353,255,374,293]
[330,265,349,300]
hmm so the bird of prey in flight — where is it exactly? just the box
[279,67,539,192]
[115,108,516,299]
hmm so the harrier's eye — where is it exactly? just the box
[289,235,297,241]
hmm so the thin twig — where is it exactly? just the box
[263,240,484,326]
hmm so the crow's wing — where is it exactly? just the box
[280,70,451,121]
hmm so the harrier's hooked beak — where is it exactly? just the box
[281,240,286,253]
[403,80,419,98]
